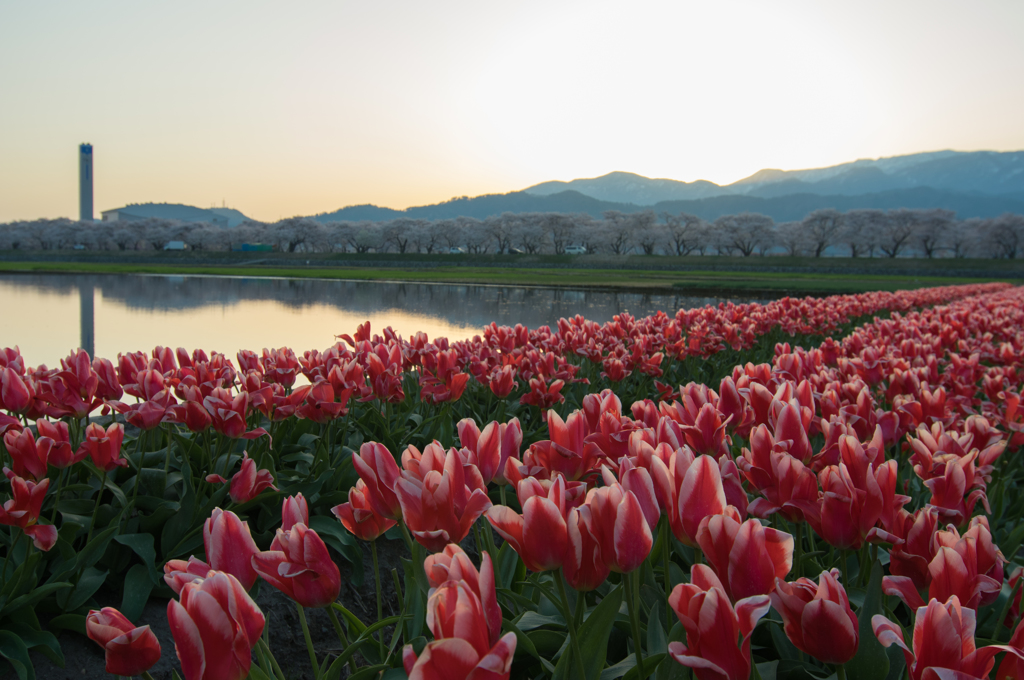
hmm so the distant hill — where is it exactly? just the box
[521,150,1024,204]
[306,186,1024,224]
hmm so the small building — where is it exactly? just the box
[101,203,229,227]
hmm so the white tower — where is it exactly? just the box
[79,143,93,221]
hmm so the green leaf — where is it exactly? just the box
[554,584,624,680]
[76,524,120,572]
[1,583,73,619]
[621,654,667,680]
[120,564,155,622]
[323,639,370,680]
[647,601,667,656]
[64,567,109,612]
[846,559,889,680]
[382,667,408,680]
[12,629,63,669]
[47,614,86,635]
[348,663,390,680]
[308,516,364,587]
[115,533,160,583]
[0,630,34,680]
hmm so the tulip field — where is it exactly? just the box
[4,281,1024,680]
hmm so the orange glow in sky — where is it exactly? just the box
[1,0,1022,222]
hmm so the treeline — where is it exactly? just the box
[2,208,1023,258]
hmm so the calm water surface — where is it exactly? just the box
[0,273,771,368]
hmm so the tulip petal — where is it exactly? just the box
[167,599,206,680]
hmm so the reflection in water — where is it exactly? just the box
[0,273,771,368]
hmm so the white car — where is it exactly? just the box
[563,245,587,255]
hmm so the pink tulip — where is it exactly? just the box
[76,422,127,471]
[281,492,309,531]
[3,428,52,481]
[486,476,570,572]
[86,607,161,676]
[696,509,793,601]
[873,596,1024,680]
[456,417,522,485]
[352,442,403,520]
[252,523,341,608]
[167,571,265,680]
[396,448,491,552]
[0,470,57,551]
[332,479,397,541]
[203,508,260,590]
[668,564,771,680]
[771,569,858,664]
[163,556,212,595]
[205,451,277,504]
[581,482,652,574]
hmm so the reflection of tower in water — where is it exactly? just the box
[79,285,95,358]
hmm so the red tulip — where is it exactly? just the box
[167,570,265,680]
[252,522,341,608]
[295,379,352,423]
[352,442,403,520]
[404,547,515,680]
[86,607,162,676]
[0,366,33,413]
[580,482,652,573]
[602,459,660,532]
[488,365,517,398]
[525,409,604,482]
[396,448,491,552]
[771,569,858,664]
[883,517,1003,611]
[886,507,941,590]
[206,451,277,504]
[486,476,570,572]
[402,633,516,680]
[668,564,771,680]
[281,492,308,531]
[4,428,52,481]
[36,419,79,469]
[202,388,251,439]
[456,417,522,485]
[203,508,260,590]
[0,470,57,551]
[424,549,502,652]
[564,506,610,592]
[738,425,819,523]
[163,555,212,595]
[670,452,728,546]
[679,402,732,459]
[76,422,127,471]
[873,596,1023,680]
[771,401,813,464]
[261,346,300,387]
[332,479,397,541]
[696,509,793,601]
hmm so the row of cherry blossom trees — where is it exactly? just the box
[1,208,1022,258]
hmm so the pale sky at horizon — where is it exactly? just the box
[1,0,1022,222]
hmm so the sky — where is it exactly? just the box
[1,0,1022,222]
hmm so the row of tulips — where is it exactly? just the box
[0,280,1020,680]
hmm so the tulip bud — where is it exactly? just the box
[86,607,161,677]
[771,570,858,664]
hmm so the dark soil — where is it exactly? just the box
[32,537,409,680]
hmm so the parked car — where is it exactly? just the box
[564,245,587,255]
[448,247,466,254]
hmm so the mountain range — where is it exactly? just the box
[310,150,1024,223]
[116,150,1024,225]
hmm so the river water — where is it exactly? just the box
[0,273,771,368]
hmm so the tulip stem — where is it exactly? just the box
[143,672,156,680]
[555,570,588,680]
[660,518,672,632]
[49,468,65,523]
[87,469,106,543]
[326,606,352,676]
[836,664,847,680]
[296,602,321,680]
[624,571,647,680]
[2,529,21,583]
[371,539,385,655]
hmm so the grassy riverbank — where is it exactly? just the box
[0,257,1018,294]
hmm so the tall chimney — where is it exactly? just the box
[79,143,93,221]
